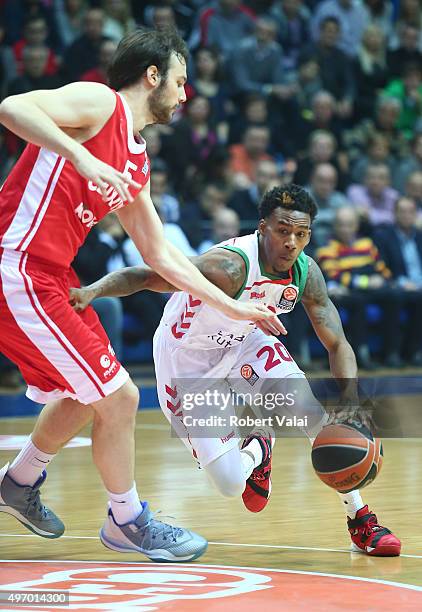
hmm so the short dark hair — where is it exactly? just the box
[320,16,341,30]
[108,27,188,91]
[258,184,318,222]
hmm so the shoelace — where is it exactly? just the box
[139,511,184,543]
[364,513,382,535]
[25,486,47,519]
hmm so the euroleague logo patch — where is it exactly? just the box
[276,284,298,312]
[241,364,259,386]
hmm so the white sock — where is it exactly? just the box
[107,482,143,525]
[8,439,55,486]
[338,490,365,519]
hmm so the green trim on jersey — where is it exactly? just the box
[292,251,309,300]
[218,245,250,300]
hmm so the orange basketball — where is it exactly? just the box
[311,421,383,493]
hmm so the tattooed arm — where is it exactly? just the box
[301,257,360,415]
[69,249,246,311]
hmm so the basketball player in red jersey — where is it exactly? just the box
[0,28,284,563]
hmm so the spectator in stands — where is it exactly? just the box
[228,158,280,224]
[198,207,240,253]
[188,46,229,126]
[163,94,220,194]
[230,16,289,100]
[302,17,355,119]
[361,0,394,39]
[150,158,181,223]
[13,15,59,76]
[394,133,422,192]
[405,171,422,212]
[306,162,348,248]
[294,90,344,156]
[374,196,422,365]
[343,96,410,165]
[270,0,311,71]
[351,132,395,184]
[229,124,274,188]
[387,24,422,80]
[3,0,60,50]
[383,62,422,141]
[227,93,268,145]
[353,24,388,121]
[151,5,177,31]
[55,0,87,49]
[7,45,62,96]
[103,0,136,42]
[310,0,366,58]
[62,7,106,83]
[181,182,229,248]
[143,1,194,39]
[197,0,255,60]
[295,53,322,111]
[347,162,399,227]
[294,129,348,189]
[80,38,117,84]
[317,206,402,368]
[393,0,422,47]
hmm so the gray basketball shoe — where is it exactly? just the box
[100,501,208,562]
[0,463,65,538]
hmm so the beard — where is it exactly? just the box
[148,82,175,124]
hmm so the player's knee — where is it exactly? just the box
[96,380,139,424]
[206,468,245,498]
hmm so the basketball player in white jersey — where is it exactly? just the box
[71,184,401,557]
[0,28,284,563]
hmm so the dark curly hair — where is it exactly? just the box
[258,184,318,222]
[108,27,188,91]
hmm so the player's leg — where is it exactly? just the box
[0,398,94,538]
[234,331,400,554]
[154,327,252,500]
[0,259,207,560]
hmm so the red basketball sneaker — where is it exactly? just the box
[348,505,401,556]
[241,433,272,513]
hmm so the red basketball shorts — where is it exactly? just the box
[0,249,129,404]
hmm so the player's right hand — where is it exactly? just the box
[227,302,287,336]
[72,147,142,203]
[69,287,95,312]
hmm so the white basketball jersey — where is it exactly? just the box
[160,232,309,350]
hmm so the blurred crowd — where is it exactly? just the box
[1,0,422,387]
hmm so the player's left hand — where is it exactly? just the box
[69,287,95,312]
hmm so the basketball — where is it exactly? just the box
[311,421,383,493]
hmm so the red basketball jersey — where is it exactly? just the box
[0,91,150,268]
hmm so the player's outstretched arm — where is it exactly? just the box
[70,249,247,311]
[117,186,286,335]
[0,83,141,202]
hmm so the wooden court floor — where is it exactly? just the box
[0,408,422,611]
